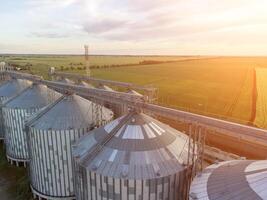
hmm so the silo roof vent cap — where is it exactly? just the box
[121,165,128,177]
[189,192,197,200]
[152,164,160,176]
[92,160,102,171]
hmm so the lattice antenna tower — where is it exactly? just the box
[84,45,90,77]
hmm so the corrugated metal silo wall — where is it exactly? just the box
[28,127,91,198]
[3,107,39,161]
[73,161,190,200]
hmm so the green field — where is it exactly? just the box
[2,55,196,66]
[89,57,255,125]
[2,55,267,128]
[2,55,201,79]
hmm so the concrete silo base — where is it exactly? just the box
[31,186,75,200]
[6,154,28,167]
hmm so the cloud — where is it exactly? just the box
[2,0,267,54]
[79,0,182,41]
[31,32,70,38]
[24,0,267,42]
[83,18,128,34]
[26,0,80,8]
[79,0,267,43]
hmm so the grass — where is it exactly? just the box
[0,143,32,200]
[2,55,267,128]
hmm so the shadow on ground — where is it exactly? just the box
[0,142,32,200]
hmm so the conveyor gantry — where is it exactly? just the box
[3,70,267,149]
[51,70,158,103]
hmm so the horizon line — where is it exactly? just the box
[1,53,267,57]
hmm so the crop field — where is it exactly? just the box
[89,57,255,125]
[254,68,267,128]
[2,55,202,79]
[2,55,267,129]
[3,55,198,67]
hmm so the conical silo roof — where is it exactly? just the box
[0,62,5,66]
[29,94,113,130]
[80,81,95,88]
[98,85,114,91]
[5,84,61,109]
[73,112,191,180]
[127,89,143,97]
[0,79,31,102]
[58,78,74,84]
[190,160,267,200]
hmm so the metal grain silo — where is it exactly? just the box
[0,62,8,82]
[189,160,267,200]
[0,79,31,140]
[127,89,143,97]
[3,83,61,166]
[79,81,95,88]
[58,78,75,84]
[99,85,114,91]
[0,61,5,70]
[73,111,193,200]
[26,94,114,200]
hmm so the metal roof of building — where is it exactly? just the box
[5,84,61,109]
[190,160,267,200]
[0,79,31,101]
[29,94,113,130]
[73,112,191,180]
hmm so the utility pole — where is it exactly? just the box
[84,45,90,77]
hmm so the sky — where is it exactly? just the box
[0,0,267,55]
